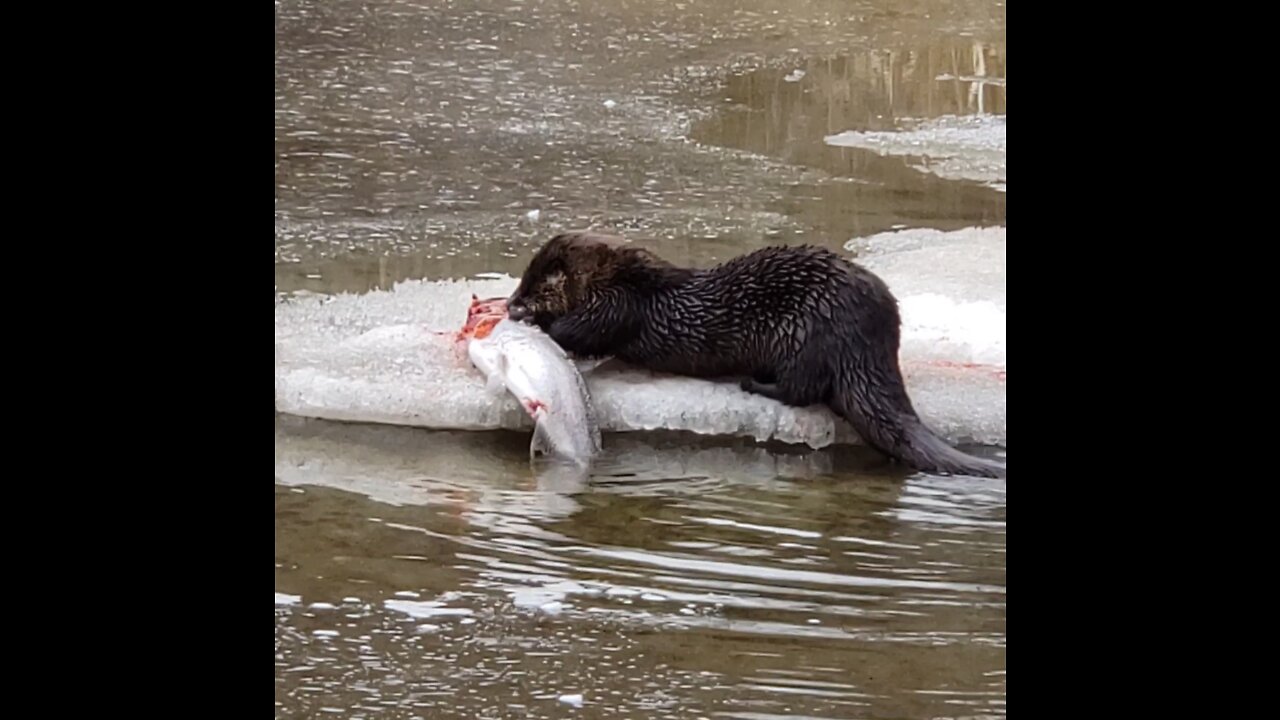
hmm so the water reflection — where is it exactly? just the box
[691,40,1006,242]
[276,417,1005,717]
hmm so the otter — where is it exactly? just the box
[506,232,1006,479]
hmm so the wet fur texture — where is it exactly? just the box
[507,232,1005,478]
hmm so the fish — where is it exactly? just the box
[459,296,603,464]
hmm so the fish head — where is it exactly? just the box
[467,295,508,319]
[456,296,509,344]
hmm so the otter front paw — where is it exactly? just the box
[548,316,595,355]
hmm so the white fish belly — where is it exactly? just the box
[468,320,601,461]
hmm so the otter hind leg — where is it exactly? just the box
[740,377,789,402]
[741,360,830,409]
[740,367,795,403]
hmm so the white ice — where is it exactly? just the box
[383,599,474,619]
[275,227,1005,448]
[824,114,1006,191]
[849,226,1005,366]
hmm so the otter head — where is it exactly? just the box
[507,232,633,327]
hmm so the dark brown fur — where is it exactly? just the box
[507,232,1005,478]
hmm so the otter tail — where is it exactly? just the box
[830,363,1006,479]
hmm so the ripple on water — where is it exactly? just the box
[276,418,1005,717]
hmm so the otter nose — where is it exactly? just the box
[507,302,531,321]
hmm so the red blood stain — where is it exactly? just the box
[456,296,509,342]
[925,359,1006,381]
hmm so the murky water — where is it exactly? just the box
[276,0,1005,716]
[276,0,1004,295]
[277,418,1004,718]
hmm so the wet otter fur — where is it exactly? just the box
[506,232,1006,479]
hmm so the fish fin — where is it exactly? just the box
[489,354,510,390]
[484,372,507,398]
[573,356,612,375]
[530,420,555,460]
[478,352,509,398]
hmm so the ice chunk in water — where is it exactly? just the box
[275,228,1005,447]
[383,599,473,619]
[825,114,1006,191]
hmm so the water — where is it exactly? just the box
[276,0,1005,295]
[277,418,1005,718]
[276,0,1006,716]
